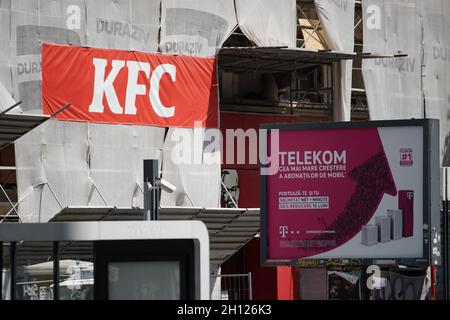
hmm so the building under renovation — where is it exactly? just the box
[0,0,449,300]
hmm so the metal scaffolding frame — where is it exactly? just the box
[0,103,72,224]
[220,1,369,120]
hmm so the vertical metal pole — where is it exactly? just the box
[238,275,241,300]
[154,182,160,221]
[0,241,3,301]
[151,178,160,221]
[248,272,253,300]
[289,72,294,115]
[10,242,16,300]
[233,275,237,300]
[443,200,447,300]
[144,182,151,221]
[53,242,59,300]
[144,160,159,221]
[331,63,335,121]
[151,182,155,221]
[444,168,449,300]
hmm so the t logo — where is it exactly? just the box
[366,5,382,30]
[279,226,289,238]
[406,191,414,200]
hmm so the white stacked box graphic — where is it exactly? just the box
[387,209,403,240]
[375,216,391,243]
[361,225,378,246]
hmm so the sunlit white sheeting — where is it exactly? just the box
[315,0,355,121]
[3,0,161,113]
[362,0,424,121]
[88,123,164,209]
[160,0,238,57]
[14,120,165,222]
[0,4,14,112]
[9,0,85,113]
[363,0,450,166]
[85,0,160,52]
[422,0,450,166]
[235,0,296,48]
[159,1,225,207]
[0,81,17,112]
[160,128,221,208]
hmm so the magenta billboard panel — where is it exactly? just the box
[260,120,440,266]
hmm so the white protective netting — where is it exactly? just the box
[4,2,168,221]
[10,0,86,113]
[4,0,161,113]
[159,0,228,207]
[15,120,165,222]
[363,0,450,166]
[0,2,16,112]
[160,127,221,208]
[4,0,309,216]
[362,0,424,122]
[314,0,355,121]
[160,0,238,57]
[235,0,297,48]
[86,0,160,52]
[422,0,450,166]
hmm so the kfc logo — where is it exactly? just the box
[88,58,176,118]
[42,43,218,128]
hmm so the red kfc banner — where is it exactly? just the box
[42,43,218,128]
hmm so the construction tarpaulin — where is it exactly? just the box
[422,0,450,166]
[314,0,355,121]
[362,0,423,121]
[0,0,299,114]
[160,127,221,208]
[85,0,160,52]
[2,1,306,211]
[160,0,237,57]
[0,81,16,112]
[0,0,161,113]
[42,43,219,129]
[0,4,15,112]
[9,0,86,113]
[363,0,450,166]
[235,0,297,48]
[159,1,228,207]
[14,120,165,222]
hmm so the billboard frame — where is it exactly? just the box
[260,119,440,267]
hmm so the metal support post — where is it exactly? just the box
[144,160,159,221]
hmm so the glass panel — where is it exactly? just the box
[108,261,180,300]
[16,242,54,300]
[58,242,94,300]
[1,242,11,300]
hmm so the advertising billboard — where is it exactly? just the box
[260,120,440,266]
[42,43,219,128]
